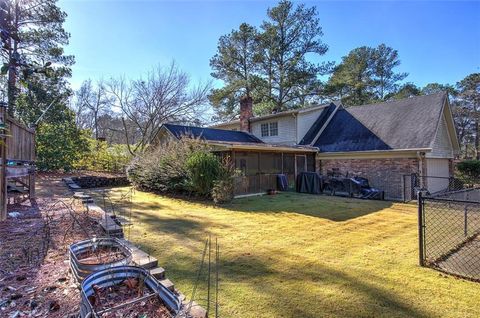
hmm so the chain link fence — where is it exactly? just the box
[419,189,480,281]
[403,174,469,202]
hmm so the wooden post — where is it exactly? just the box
[29,171,35,198]
[0,102,8,221]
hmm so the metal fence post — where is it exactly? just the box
[418,191,425,266]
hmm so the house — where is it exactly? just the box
[156,110,318,196]
[212,92,460,200]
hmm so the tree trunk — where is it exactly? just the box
[476,120,479,160]
[7,2,20,117]
[7,60,16,117]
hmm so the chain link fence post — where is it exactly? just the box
[418,191,425,266]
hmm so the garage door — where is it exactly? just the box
[426,158,450,193]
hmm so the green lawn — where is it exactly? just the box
[93,189,480,318]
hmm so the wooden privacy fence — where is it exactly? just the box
[0,109,36,221]
[6,117,35,161]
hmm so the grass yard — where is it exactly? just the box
[93,189,480,318]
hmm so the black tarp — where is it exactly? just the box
[277,174,288,191]
[350,177,384,200]
[296,172,322,194]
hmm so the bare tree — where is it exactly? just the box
[107,62,210,155]
[74,79,111,139]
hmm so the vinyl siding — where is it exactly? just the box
[428,112,454,158]
[296,108,325,143]
[251,115,297,145]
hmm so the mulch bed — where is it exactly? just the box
[88,278,172,318]
[77,247,127,265]
[0,174,105,317]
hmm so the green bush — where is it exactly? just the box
[212,157,236,204]
[185,152,221,196]
[36,122,90,171]
[457,160,480,180]
[75,139,132,173]
[127,137,236,199]
[127,137,209,194]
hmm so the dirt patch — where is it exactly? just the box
[0,174,104,317]
[436,234,480,281]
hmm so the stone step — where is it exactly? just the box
[62,177,74,184]
[68,183,81,190]
[119,239,158,269]
[73,192,91,200]
[85,202,104,213]
[107,213,132,226]
[99,217,123,236]
[149,267,166,280]
[158,278,174,292]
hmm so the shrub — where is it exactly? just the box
[185,151,221,196]
[75,139,132,173]
[457,160,480,180]
[127,137,210,194]
[212,157,236,204]
[127,137,237,200]
[36,122,90,171]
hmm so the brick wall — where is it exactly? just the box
[318,157,420,200]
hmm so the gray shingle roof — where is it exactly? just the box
[313,92,448,152]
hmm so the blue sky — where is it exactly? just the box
[59,0,480,90]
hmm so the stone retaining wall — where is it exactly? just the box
[72,176,129,188]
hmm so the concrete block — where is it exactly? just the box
[158,278,174,292]
[119,239,158,269]
[150,267,165,280]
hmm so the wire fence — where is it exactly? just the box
[403,174,472,202]
[419,189,480,282]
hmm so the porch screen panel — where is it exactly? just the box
[259,152,282,174]
[283,154,295,174]
[235,152,259,176]
[282,154,296,188]
[307,154,315,172]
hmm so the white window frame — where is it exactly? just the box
[261,123,269,137]
[269,122,278,136]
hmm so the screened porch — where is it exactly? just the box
[231,150,316,196]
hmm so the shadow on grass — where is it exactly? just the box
[133,209,205,237]
[130,235,434,318]
[222,192,394,222]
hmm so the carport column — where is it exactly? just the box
[418,152,427,188]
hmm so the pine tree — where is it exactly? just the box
[0,0,74,115]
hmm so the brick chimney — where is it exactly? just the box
[239,96,253,132]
